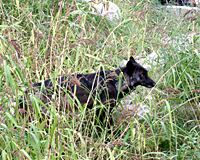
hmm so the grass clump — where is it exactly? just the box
[0,0,200,159]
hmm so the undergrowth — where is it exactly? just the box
[0,0,200,159]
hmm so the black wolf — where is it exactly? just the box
[19,56,156,127]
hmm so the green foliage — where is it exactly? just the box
[0,0,200,159]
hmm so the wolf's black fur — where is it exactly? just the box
[19,56,156,127]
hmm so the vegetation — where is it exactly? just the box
[0,0,200,159]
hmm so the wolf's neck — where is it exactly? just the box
[113,67,126,76]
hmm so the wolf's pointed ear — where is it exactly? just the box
[126,59,135,76]
[129,56,136,63]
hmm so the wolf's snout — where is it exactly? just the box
[145,80,156,88]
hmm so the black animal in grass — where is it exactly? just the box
[19,56,156,129]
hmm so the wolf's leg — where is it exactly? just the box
[96,99,116,126]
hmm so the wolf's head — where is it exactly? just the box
[125,56,156,89]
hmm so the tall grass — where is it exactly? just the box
[0,0,200,159]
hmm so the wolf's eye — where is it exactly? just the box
[140,74,144,77]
